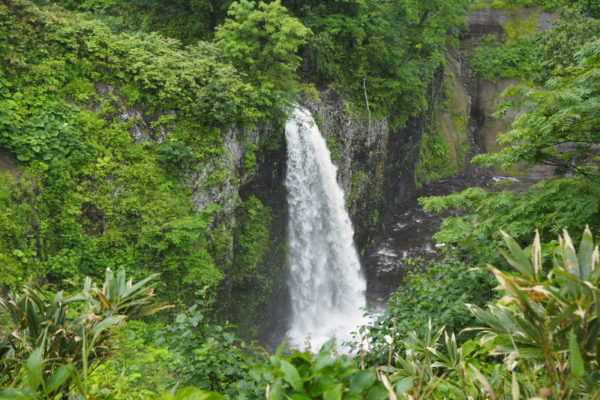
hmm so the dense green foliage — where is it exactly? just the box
[470,6,600,82]
[421,177,600,265]
[418,3,600,263]
[473,0,599,15]
[364,4,600,396]
[0,0,477,338]
[470,35,537,81]
[215,0,311,117]
[253,340,389,399]
[359,229,598,399]
[0,268,168,397]
[420,27,600,268]
[466,229,600,397]
[358,258,495,360]
[1,0,599,398]
[284,0,470,127]
[159,297,264,399]
[0,0,221,297]
[87,321,175,398]
[223,196,273,335]
[533,9,600,80]
[3,230,598,399]
[414,125,459,185]
[476,38,600,176]
[34,0,233,44]
[0,0,308,324]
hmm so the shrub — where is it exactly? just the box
[0,268,169,397]
[355,258,495,361]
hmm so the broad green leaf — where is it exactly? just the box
[314,351,334,371]
[46,364,72,393]
[366,385,389,400]
[280,359,303,392]
[323,383,342,400]
[290,394,311,400]
[174,387,225,400]
[393,377,413,397]
[319,338,334,354]
[348,370,376,394]
[311,376,336,396]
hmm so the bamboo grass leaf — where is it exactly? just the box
[578,227,594,280]
[511,372,519,400]
[470,365,496,400]
[569,329,585,379]
[591,245,600,282]
[25,347,44,391]
[561,229,580,279]
[45,364,73,393]
[501,231,534,278]
[532,231,543,281]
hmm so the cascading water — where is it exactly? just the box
[285,105,367,350]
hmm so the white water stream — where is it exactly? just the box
[285,105,367,350]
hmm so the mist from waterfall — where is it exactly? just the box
[285,105,367,350]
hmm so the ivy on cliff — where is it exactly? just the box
[0,0,308,311]
[219,196,274,336]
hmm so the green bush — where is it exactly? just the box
[415,125,458,185]
[158,294,264,399]
[0,268,169,397]
[532,8,600,80]
[422,178,600,266]
[470,35,537,81]
[252,340,388,399]
[0,0,262,304]
[88,321,175,398]
[356,258,495,361]
[215,0,311,118]
[350,228,600,399]
[466,228,600,397]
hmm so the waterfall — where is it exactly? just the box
[285,105,367,350]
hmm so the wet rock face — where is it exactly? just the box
[466,9,509,37]
[305,88,389,197]
[460,8,557,162]
[465,8,557,39]
[188,127,261,221]
[472,78,519,154]
[362,7,562,303]
[0,149,21,176]
[304,88,426,250]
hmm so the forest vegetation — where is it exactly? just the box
[0,0,599,398]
